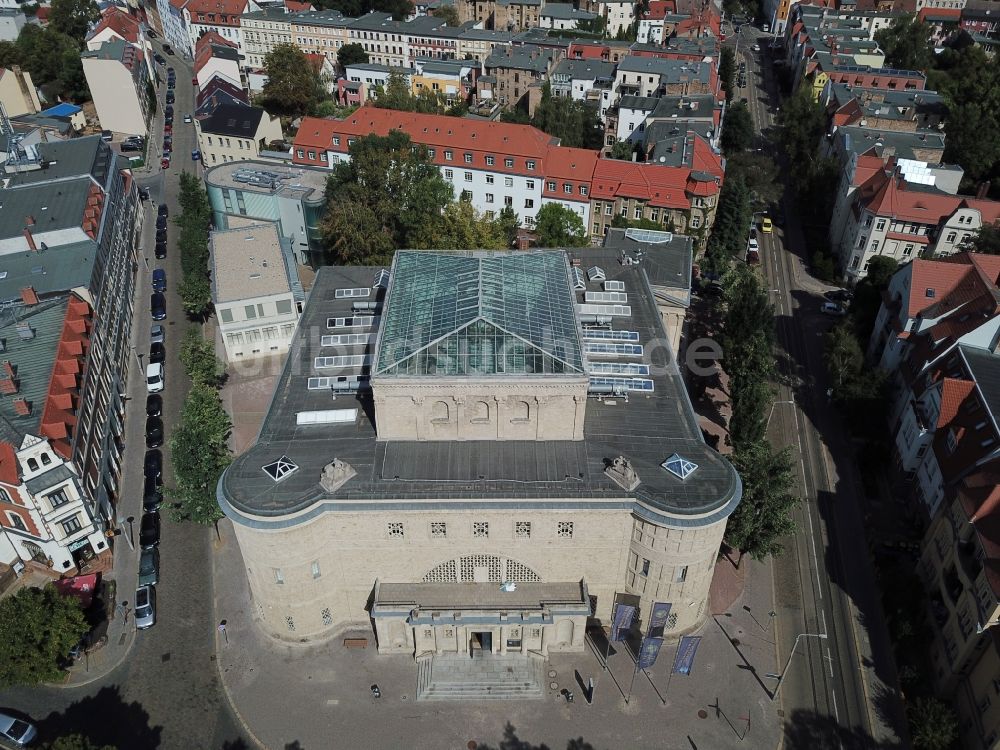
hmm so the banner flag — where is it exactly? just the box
[611,603,636,642]
[637,636,664,671]
[647,601,672,639]
[672,635,702,675]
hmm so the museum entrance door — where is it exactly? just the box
[470,630,493,657]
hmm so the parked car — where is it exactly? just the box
[152,267,166,291]
[121,142,142,153]
[164,115,173,126]
[144,449,162,482]
[167,66,174,75]
[153,53,165,65]
[165,92,175,104]
[155,241,167,259]
[100,130,113,142]
[155,215,167,231]
[146,362,164,393]
[162,44,174,55]
[747,235,759,252]
[155,230,167,245]
[0,712,37,747]
[145,416,163,448]
[824,288,853,303]
[752,43,760,51]
[162,143,172,156]
[191,150,201,161]
[821,301,847,316]
[146,28,156,38]
[149,342,165,364]
[183,113,192,123]
[160,157,170,169]
[138,186,150,201]
[139,512,160,548]
[143,475,162,512]
[164,104,173,116]
[135,585,156,629]
[138,548,159,586]
[163,124,172,135]
[150,292,166,320]
[146,394,162,417]
[150,324,165,345]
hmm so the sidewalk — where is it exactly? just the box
[212,517,785,750]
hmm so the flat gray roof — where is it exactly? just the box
[219,249,740,529]
[204,160,328,203]
[211,223,291,303]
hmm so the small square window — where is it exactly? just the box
[640,559,650,576]
[387,522,404,538]
[464,171,473,182]
[321,608,333,626]
[472,521,489,538]
[557,521,574,538]
[526,180,535,190]
[445,150,453,160]
[464,153,472,163]
[514,521,531,538]
[505,158,514,168]
[486,155,495,165]
[674,565,688,583]
[431,521,447,538]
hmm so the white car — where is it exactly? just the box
[821,302,847,316]
[752,43,760,51]
[748,235,759,251]
[146,362,164,393]
[0,712,37,747]
[183,114,192,123]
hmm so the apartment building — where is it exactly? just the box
[85,6,155,79]
[550,58,614,120]
[637,1,685,44]
[211,223,303,360]
[184,0,258,58]
[822,81,948,133]
[613,57,716,99]
[580,0,635,36]
[0,136,143,524]
[156,0,192,60]
[455,0,542,31]
[81,39,151,137]
[484,45,561,108]
[241,6,293,68]
[612,93,717,146]
[290,9,350,64]
[457,28,512,63]
[195,102,282,165]
[539,3,598,29]
[345,12,417,68]
[193,29,243,89]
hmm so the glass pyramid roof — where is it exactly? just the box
[375,251,585,376]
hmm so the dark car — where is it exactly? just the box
[138,186,150,201]
[139,511,160,548]
[155,215,167,231]
[154,53,166,65]
[166,92,175,104]
[155,241,167,259]
[164,105,173,116]
[146,28,157,38]
[824,289,854,303]
[152,267,166,291]
[155,229,167,244]
[149,342,165,364]
[145,416,163,448]
[167,66,174,75]
[121,142,142,153]
[146,393,162,417]
[167,81,175,91]
[144,449,162,482]
[162,44,173,55]
[150,292,166,320]
[143,476,162,512]
[157,203,168,218]
[138,547,159,587]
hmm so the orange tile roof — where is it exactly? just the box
[285,0,313,10]
[89,7,142,44]
[591,159,696,209]
[866,173,963,225]
[642,1,678,20]
[937,377,976,428]
[544,146,598,180]
[906,259,973,318]
[38,296,91,460]
[186,0,247,24]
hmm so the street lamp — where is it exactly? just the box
[765,399,795,429]
[767,631,827,701]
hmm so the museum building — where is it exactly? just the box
[218,246,742,661]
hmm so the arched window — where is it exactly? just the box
[40,453,51,466]
[22,541,45,562]
[0,488,10,503]
[431,401,450,422]
[471,400,490,423]
[26,458,38,472]
[511,400,530,422]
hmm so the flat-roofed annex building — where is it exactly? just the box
[218,248,741,660]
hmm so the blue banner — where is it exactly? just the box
[647,601,672,638]
[672,635,702,675]
[611,603,635,642]
[637,636,664,671]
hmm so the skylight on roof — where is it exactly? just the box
[373,268,390,288]
[587,266,606,282]
[661,453,698,480]
[263,456,298,482]
[925,287,935,298]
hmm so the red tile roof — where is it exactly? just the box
[591,159,699,209]
[866,173,963,225]
[39,296,91,460]
[88,7,142,45]
[642,1,678,20]
[285,0,314,9]
[937,377,976,428]
[186,0,247,25]
[196,29,237,52]
[0,442,17,486]
[905,259,973,318]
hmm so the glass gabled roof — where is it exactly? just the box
[375,251,585,376]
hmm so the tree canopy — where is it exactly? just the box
[45,736,117,750]
[719,46,736,104]
[311,0,412,20]
[433,4,459,26]
[336,42,368,68]
[176,172,213,318]
[261,43,325,118]
[0,26,89,101]
[374,71,466,115]
[608,139,634,161]
[528,84,604,150]
[409,200,509,250]
[0,586,88,687]
[908,697,958,750]
[963,220,1000,254]
[721,102,753,155]
[321,130,453,264]
[874,14,932,71]
[48,0,100,43]
[533,203,588,246]
[727,440,799,563]
[179,327,226,389]
[702,174,752,277]
[169,383,230,525]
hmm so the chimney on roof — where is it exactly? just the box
[22,229,36,252]
[20,288,38,306]
[12,398,30,416]
[24,215,34,227]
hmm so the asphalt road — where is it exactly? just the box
[732,29,907,749]
[0,43,249,750]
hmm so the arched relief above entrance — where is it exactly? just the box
[422,555,542,584]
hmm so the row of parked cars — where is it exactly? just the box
[161,67,176,170]
[137,202,171,630]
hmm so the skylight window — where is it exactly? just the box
[662,453,698,480]
[925,288,935,298]
[587,266,606,282]
[263,456,298,482]
[373,269,390,288]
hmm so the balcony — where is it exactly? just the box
[943,565,964,605]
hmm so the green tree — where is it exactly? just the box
[0,586,87,687]
[719,46,736,104]
[703,174,752,277]
[12,26,89,101]
[908,697,958,750]
[727,152,781,210]
[374,71,453,114]
[576,15,606,35]
[321,200,397,265]
[176,172,213,318]
[874,14,932,71]
[45,735,116,750]
[726,440,799,565]
[496,206,520,248]
[169,383,231,525]
[261,43,325,118]
[433,4,459,26]
[776,85,827,191]
[179,327,226,388]
[529,84,604,149]
[178,272,211,318]
[964,220,1000,254]
[337,42,368,68]
[824,323,863,390]
[410,200,507,250]
[608,139,634,161]
[48,0,99,43]
[721,102,753,155]
[533,203,589,246]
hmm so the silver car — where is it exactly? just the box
[138,547,159,586]
[135,585,156,629]
[150,324,165,345]
[0,712,37,746]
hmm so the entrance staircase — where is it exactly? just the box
[416,652,545,701]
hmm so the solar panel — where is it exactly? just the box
[335,287,371,299]
[589,362,650,375]
[320,333,373,347]
[588,376,654,392]
[604,280,625,292]
[314,354,371,369]
[585,291,628,304]
[577,303,632,317]
[584,342,643,356]
[581,329,640,342]
[327,315,377,329]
